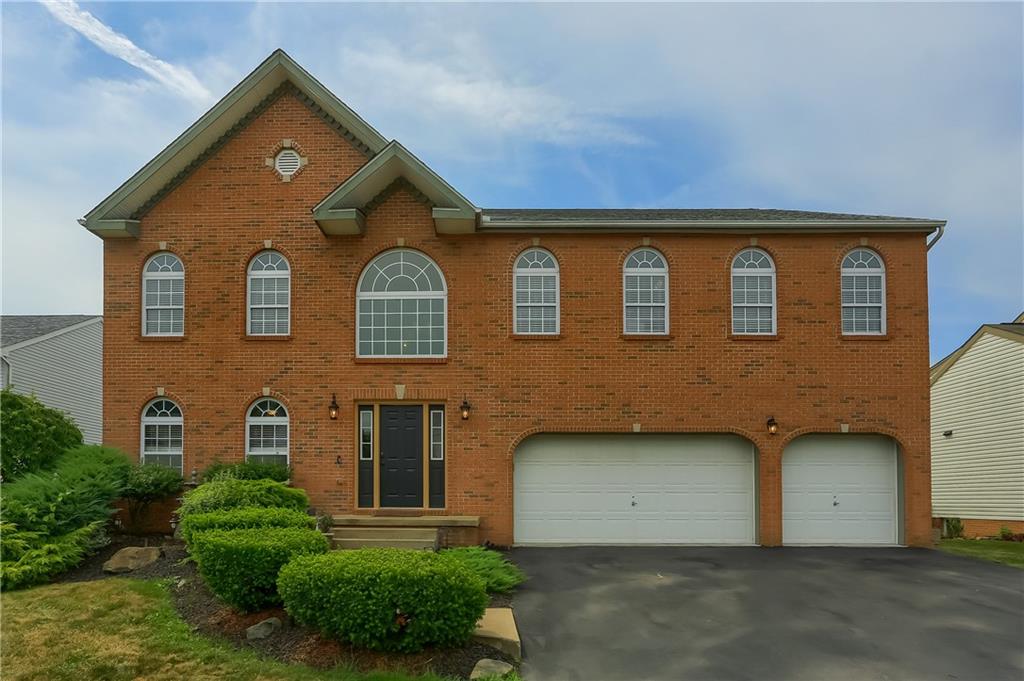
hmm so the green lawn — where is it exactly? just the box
[936,539,1024,569]
[0,578,449,681]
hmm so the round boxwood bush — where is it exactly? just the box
[190,526,328,612]
[278,548,488,652]
[177,478,308,518]
[179,507,316,546]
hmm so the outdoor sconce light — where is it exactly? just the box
[767,417,779,435]
[328,393,339,420]
[460,398,472,420]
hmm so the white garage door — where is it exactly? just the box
[783,435,898,545]
[514,434,755,544]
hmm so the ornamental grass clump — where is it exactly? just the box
[189,526,328,612]
[278,548,488,652]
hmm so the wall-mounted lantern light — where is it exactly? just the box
[766,417,779,435]
[328,393,339,420]
[460,397,472,421]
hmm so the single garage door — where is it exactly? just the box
[783,434,898,545]
[514,434,755,544]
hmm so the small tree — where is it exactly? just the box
[0,389,83,480]
[121,464,184,531]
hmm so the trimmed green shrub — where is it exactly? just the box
[177,478,308,519]
[201,461,291,483]
[1,520,108,591]
[278,548,488,652]
[1,446,132,537]
[443,546,526,593]
[122,464,184,529]
[179,507,316,546]
[190,527,328,611]
[1,388,83,480]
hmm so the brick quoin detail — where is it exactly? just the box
[102,91,934,547]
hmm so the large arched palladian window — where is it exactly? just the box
[731,248,776,335]
[140,398,183,471]
[247,250,290,336]
[246,398,289,466]
[513,248,559,334]
[623,248,668,334]
[841,248,886,334]
[142,253,184,336]
[356,249,447,357]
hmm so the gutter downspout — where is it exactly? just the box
[926,222,946,251]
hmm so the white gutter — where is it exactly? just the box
[926,222,946,251]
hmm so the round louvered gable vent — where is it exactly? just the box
[274,149,302,176]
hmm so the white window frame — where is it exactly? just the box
[359,408,374,461]
[139,398,184,472]
[513,248,560,335]
[245,398,290,465]
[429,408,445,461]
[247,251,291,336]
[841,248,887,335]
[142,252,184,337]
[731,248,777,336]
[355,249,448,358]
[622,248,669,335]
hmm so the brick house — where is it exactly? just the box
[81,50,943,547]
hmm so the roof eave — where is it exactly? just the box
[477,219,945,234]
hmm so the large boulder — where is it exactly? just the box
[102,546,162,574]
[470,658,514,680]
[246,617,282,640]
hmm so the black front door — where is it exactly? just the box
[380,405,423,507]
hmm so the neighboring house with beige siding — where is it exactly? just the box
[0,315,103,443]
[930,313,1024,537]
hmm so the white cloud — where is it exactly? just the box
[39,0,213,105]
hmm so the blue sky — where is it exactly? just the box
[2,1,1021,362]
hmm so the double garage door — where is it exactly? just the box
[514,433,897,545]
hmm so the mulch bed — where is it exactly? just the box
[58,535,517,679]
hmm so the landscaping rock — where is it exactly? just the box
[470,658,514,680]
[246,617,281,640]
[102,546,162,574]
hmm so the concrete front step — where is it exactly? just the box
[333,537,437,550]
[331,526,439,540]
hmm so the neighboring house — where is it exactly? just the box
[80,50,944,548]
[930,313,1024,537]
[0,315,103,443]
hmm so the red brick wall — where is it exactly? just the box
[102,91,934,547]
[951,518,1024,538]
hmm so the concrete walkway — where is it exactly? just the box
[510,546,1024,681]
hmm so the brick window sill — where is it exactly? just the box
[620,334,674,341]
[353,357,449,365]
[729,334,781,341]
[242,335,293,341]
[839,334,890,341]
[510,334,563,341]
[138,335,186,342]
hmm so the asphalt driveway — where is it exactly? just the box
[509,547,1024,681]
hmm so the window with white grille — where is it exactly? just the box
[429,408,445,461]
[731,248,776,335]
[514,249,559,334]
[248,251,290,335]
[246,399,288,466]
[274,149,302,177]
[623,248,668,334]
[356,249,447,357]
[140,398,183,471]
[142,253,184,336]
[841,249,886,334]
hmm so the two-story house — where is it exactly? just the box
[81,50,942,547]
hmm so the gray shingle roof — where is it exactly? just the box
[1,315,101,348]
[480,208,940,224]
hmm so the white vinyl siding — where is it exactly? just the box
[931,333,1024,521]
[1,319,103,443]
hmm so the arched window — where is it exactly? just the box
[140,398,183,471]
[356,249,447,357]
[248,251,290,335]
[142,253,184,336]
[514,248,559,334]
[246,398,289,466]
[841,248,886,334]
[623,248,668,334]
[731,248,776,335]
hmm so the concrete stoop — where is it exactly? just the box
[330,525,439,550]
[473,607,521,661]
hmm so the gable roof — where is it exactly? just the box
[80,50,388,238]
[1,315,101,351]
[930,315,1024,385]
[313,141,478,235]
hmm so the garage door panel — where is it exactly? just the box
[515,434,755,545]
[783,435,897,545]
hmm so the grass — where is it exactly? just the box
[0,578,450,681]
[937,539,1024,569]
[443,547,526,593]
